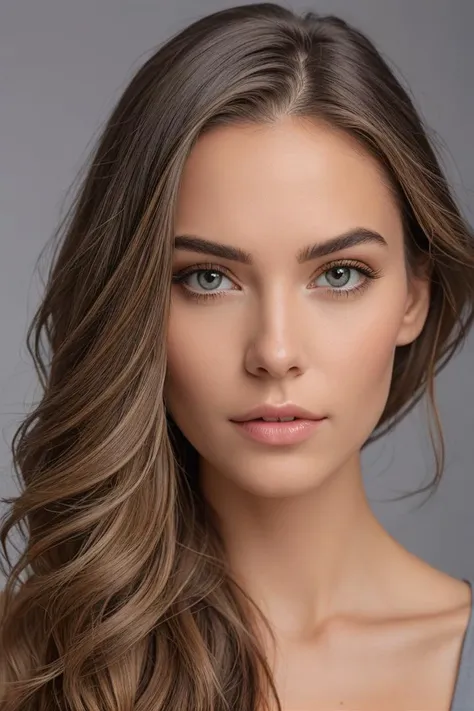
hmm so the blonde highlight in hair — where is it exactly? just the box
[1,3,474,709]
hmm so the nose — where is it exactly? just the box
[243,290,308,379]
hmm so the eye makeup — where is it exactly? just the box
[171,258,383,303]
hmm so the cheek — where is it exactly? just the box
[164,307,236,413]
[326,300,404,417]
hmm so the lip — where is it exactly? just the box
[230,403,325,423]
[231,418,325,445]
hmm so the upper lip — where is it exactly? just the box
[231,403,325,422]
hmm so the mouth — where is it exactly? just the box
[231,416,326,445]
[251,416,300,422]
[231,403,325,423]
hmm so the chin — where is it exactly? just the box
[225,460,331,499]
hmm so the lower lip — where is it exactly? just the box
[231,418,326,445]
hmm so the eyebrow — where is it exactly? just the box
[173,227,388,265]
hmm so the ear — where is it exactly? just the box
[395,263,431,347]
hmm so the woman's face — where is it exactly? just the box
[164,117,430,498]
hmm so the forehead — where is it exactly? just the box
[175,117,402,249]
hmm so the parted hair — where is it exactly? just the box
[1,4,474,710]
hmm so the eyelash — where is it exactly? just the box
[171,259,383,303]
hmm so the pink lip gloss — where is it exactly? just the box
[231,418,326,445]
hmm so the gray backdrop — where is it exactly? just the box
[1,0,473,582]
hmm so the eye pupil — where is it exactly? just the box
[328,266,350,285]
[199,270,221,289]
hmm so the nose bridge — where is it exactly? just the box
[245,282,306,377]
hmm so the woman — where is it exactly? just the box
[1,3,474,710]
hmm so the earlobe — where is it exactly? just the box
[395,272,431,347]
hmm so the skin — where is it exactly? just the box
[164,116,471,710]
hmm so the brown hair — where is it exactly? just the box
[1,3,473,710]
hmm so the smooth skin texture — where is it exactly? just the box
[164,116,472,710]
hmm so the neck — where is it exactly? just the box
[199,451,407,635]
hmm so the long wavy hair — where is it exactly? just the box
[1,3,474,710]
